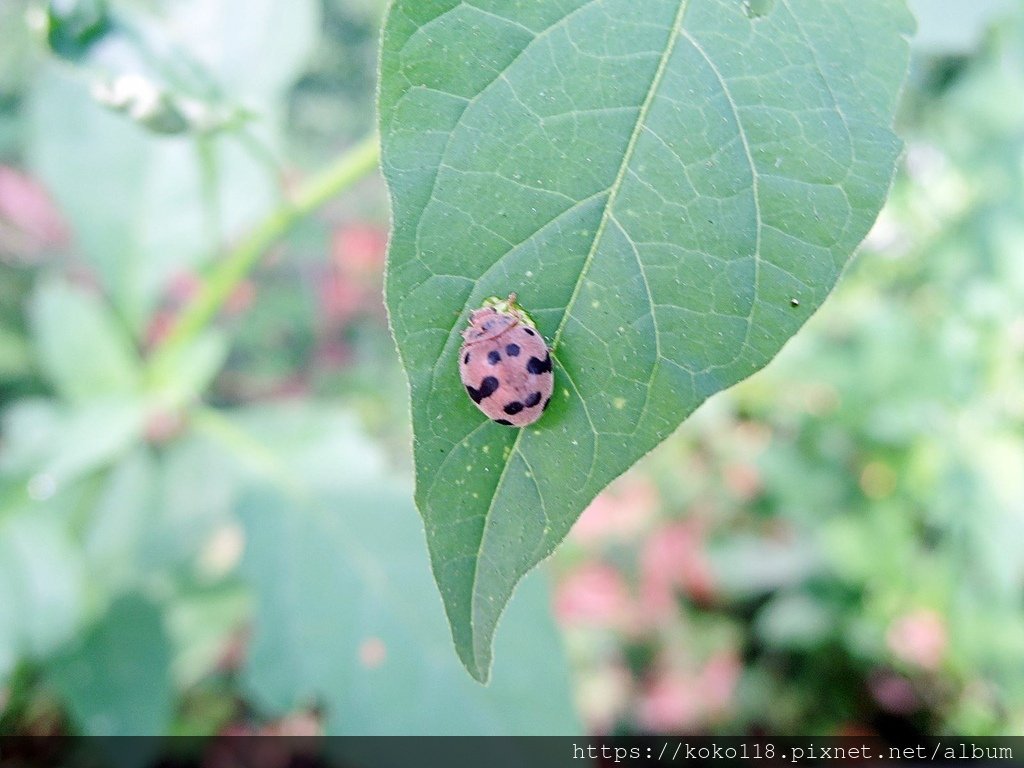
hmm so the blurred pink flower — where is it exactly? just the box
[216,628,249,673]
[887,608,947,671]
[145,310,177,348]
[271,377,310,398]
[143,407,186,444]
[224,280,256,315]
[316,222,388,331]
[316,338,353,368]
[637,670,702,733]
[319,272,364,324]
[554,563,633,629]
[639,520,716,622]
[868,670,920,714]
[331,223,387,274]
[637,652,739,733]
[723,461,762,501]
[697,651,741,715]
[166,271,203,304]
[0,166,67,257]
[571,477,658,545]
[358,636,387,669]
[265,712,321,736]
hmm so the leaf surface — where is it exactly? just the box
[47,595,173,735]
[234,407,579,734]
[380,0,911,679]
[30,277,141,403]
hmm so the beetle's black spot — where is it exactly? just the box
[482,321,493,331]
[523,328,535,336]
[495,418,514,426]
[466,376,499,403]
[525,391,542,408]
[504,401,524,415]
[463,352,470,365]
[542,397,551,411]
[505,343,520,357]
[527,352,552,375]
[487,350,501,365]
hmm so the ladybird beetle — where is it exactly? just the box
[459,293,553,427]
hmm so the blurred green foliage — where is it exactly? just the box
[0,0,576,736]
[553,3,1024,736]
[0,0,1022,738]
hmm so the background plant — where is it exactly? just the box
[0,0,1021,737]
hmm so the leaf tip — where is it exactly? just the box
[455,635,492,685]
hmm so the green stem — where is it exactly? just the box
[196,133,223,251]
[191,407,305,496]
[152,133,380,362]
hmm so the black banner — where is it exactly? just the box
[0,736,1021,768]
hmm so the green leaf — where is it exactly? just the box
[27,72,264,331]
[0,399,146,489]
[47,595,173,735]
[233,406,579,734]
[379,0,912,680]
[44,0,112,61]
[166,584,249,691]
[240,488,580,735]
[28,72,207,330]
[0,511,86,662]
[0,323,33,381]
[26,0,320,330]
[146,330,229,408]
[29,276,141,403]
[82,449,157,592]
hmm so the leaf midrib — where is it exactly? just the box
[468,0,695,680]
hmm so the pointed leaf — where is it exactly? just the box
[380,0,911,679]
[0,511,86,660]
[47,595,173,735]
[232,407,579,734]
[29,277,142,403]
[240,489,580,735]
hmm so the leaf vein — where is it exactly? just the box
[550,0,694,353]
[677,27,762,374]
